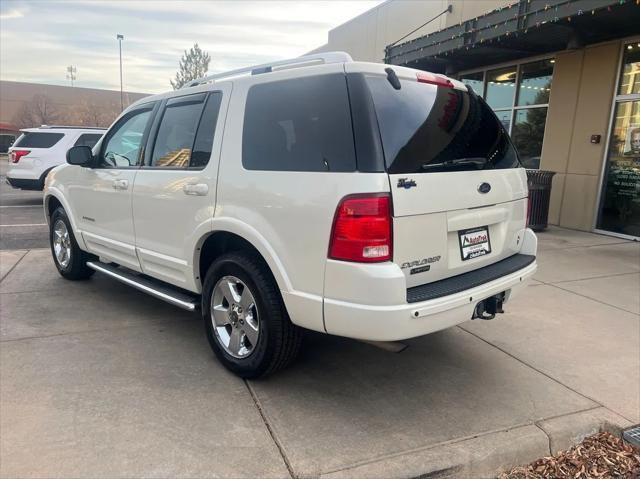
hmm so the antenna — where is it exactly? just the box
[66,65,77,87]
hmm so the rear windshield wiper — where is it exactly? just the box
[421,157,487,171]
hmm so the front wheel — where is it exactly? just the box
[202,252,302,378]
[49,207,95,280]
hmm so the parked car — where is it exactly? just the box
[44,52,537,377]
[7,126,105,190]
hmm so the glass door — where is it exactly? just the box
[596,42,640,238]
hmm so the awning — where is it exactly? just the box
[385,0,640,74]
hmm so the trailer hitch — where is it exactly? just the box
[472,293,505,320]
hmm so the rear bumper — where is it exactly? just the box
[323,258,537,341]
[5,176,43,190]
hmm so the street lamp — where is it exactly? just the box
[117,34,124,111]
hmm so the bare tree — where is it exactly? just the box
[30,94,60,125]
[12,94,61,128]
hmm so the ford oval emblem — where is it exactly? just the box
[478,182,491,194]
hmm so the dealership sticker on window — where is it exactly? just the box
[459,226,491,261]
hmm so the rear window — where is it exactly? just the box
[366,76,520,174]
[74,133,103,148]
[242,74,356,172]
[14,132,64,149]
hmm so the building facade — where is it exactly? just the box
[313,0,640,239]
[0,81,148,151]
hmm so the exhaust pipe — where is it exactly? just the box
[472,293,505,320]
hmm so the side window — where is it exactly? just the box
[150,95,205,168]
[242,74,356,172]
[190,93,222,168]
[100,108,153,168]
[14,132,64,148]
[74,133,103,148]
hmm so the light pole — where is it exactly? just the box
[117,34,124,111]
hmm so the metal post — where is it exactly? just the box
[117,34,124,111]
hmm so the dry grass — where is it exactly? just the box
[498,432,640,479]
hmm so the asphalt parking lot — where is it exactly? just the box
[0,159,48,251]
[1,160,638,478]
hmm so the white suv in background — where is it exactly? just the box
[7,126,105,190]
[44,52,537,377]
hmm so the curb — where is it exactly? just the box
[535,406,633,454]
[318,408,631,479]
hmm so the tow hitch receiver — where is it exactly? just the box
[472,292,505,320]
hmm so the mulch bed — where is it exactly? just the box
[498,431,640,479]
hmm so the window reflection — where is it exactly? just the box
[597,100,640,237]
[618,43,640,96]
[486,67,516,109]
[459,71,484,97]
[511,108,548,169]
[517,59,554,106]
[494,110,512,132]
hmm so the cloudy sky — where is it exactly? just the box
[0,0,382,93]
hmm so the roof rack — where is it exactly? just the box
[181,51,353,89]
[37,125,107,130]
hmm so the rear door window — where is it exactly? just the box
[14,132,64,149]
[190,92,222,168]
[242,74,356,172]
[74,133,103,148]
[150,94,205,168]
[366,76,520,174]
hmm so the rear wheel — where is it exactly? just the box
[49,207,95,280]
[202,252,302,378]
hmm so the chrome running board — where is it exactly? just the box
[86,261,199,311]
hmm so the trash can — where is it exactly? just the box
[526,170,556,232]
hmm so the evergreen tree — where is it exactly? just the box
[170,43,211,90]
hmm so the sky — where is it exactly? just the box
[0,0,382,94]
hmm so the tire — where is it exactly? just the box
[49,207,95,280]
[202,251,302,378]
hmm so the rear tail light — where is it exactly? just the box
[329,193,392,263]
[416,71,454,88]
[10,150,30,163]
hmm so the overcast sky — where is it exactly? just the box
[0,0,382,93]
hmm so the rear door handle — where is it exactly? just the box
[183,183,208,196]
[112,179,129,190]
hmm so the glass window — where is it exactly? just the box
[242,74,356,172]
[517,59,554,106]
[100,108,152,168]
[190,93,222,168]
[597,100,640,237]
[511,108,548,169]
[151,97,204,168]
[618,43,640,96]
[494,110,512,132]
[74,133,103,148]
[366,76,519,174]
[486,67,516,109]
[459,71,484,97]
[14,132,64,148]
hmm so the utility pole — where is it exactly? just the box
[66,65,77,87]
[117,34,124,111]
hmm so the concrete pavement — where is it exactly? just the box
[0,227,638,478]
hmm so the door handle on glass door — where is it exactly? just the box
[112,179,129,190]
[183,183,208,196]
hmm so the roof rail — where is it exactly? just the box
[181,51,353,89]
[37,125,107,130]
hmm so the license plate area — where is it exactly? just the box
[458,226,491,261]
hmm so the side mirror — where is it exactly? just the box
[66,145,94,167]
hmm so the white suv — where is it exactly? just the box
[7,126,105,190]
[44,53,537,377]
